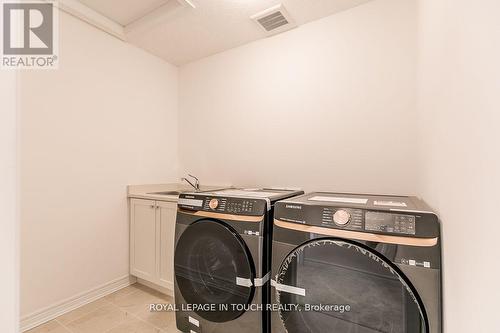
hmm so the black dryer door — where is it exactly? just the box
[275,238,428,333]
[174,219,255,322]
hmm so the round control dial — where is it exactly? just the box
[333,209,351,226]
[209,198,219,210]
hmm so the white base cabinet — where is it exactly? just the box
[130,198,177,290]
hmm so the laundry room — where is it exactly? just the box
[1,0,498,332]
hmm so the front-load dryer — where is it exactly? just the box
[270,192,442,333]
[174,188,303,333]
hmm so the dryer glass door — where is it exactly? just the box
[276,238,427,333]
[174,219,255,322]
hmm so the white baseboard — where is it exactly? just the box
[136,278,174,297]
[20,275,137,332]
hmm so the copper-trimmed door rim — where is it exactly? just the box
[274,219,438,247]
[178,208,264,222]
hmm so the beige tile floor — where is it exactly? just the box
[27,284,181,333]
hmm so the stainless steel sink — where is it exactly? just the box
[148,191,181,196]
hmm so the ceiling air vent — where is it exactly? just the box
[251,4,296,35]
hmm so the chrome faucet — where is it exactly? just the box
[181,174,200,191]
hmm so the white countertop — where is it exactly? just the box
[127,183,230,202]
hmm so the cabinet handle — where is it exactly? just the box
[151,205,155,208]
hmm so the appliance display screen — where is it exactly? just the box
[365,212,416,235]
[178,198,203,207]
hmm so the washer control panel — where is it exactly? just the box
[178,194,266,216]
[226,199,256,214]
[208,198,219,210]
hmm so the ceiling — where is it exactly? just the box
[78,0,171,26]
[77,0,373,65]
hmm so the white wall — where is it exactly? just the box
[417,0,500,331]
[0,71,20,332]
[179,0,419,194]
[19,12,178,317]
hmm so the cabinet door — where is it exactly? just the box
[130,198,157,281]
[156,201,177,290]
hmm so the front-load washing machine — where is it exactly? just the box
[174,188,303,333]
[270,192,441,333]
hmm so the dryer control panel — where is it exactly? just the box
[274,192,440,238]
[320,207,364,230]
[178,194,267,216]
[365,211,416,235]
[275,202,439,238]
